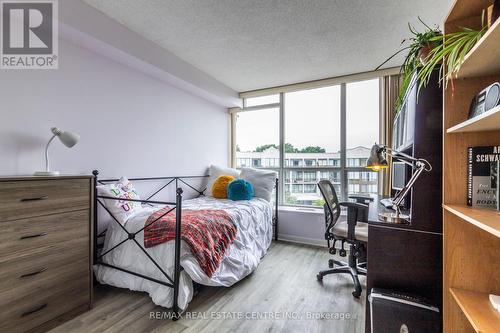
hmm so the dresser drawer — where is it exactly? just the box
[0,255,89,305]
[0,178,90,222]
[0,209,89,263]
[0,272,90,333]
[0,237,88,295]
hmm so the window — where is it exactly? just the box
[304,171,316,182]
[284,86,341,206]
[304,184,317,193]
[285,171,291,182]
[292,184,303,193]
[236,158,250,167]
[235,108,279,169]
[331,171,340,183]
[346,79,380,197]
[234,77,380,207]
[346,79,379,150]
[347,158,357,167]
[329,158,339,166]
[292,171,303,182]
[268,158,279,167]
[244,94,279,107]
[304,159,315,166]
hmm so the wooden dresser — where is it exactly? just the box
[0,175,94,332]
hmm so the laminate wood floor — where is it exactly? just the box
[51,241,365,333]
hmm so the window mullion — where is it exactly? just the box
[340,83,347,200]
[279,92,285,205]
[230,112,236,167]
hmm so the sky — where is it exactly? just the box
[236,78,379,153]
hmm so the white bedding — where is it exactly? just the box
[94,196,273,310]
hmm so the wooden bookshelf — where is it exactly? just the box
[443,204,500,238]
[443,1,500,332]
[449,288,500,333]
[457,19,500,79]
[446,105,500,133]
[445,0,493,23]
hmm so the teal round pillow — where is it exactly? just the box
[227,179,254,201]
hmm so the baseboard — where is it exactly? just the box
[278,234,327,247]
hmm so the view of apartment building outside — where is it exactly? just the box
[236,146,377,206]
[234,78,380,207]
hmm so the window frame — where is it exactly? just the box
[231,78,381,208]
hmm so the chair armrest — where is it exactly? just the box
[339,201,369,209]
[348,195,374,204]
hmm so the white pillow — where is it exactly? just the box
[97,177,142,224]
[206,165,240,197]
[240,167,278,202]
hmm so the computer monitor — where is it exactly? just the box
[392,162,407,191]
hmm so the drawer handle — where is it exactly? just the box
[19,232,48,240]
[20,195,48,202]
[19,267,47,278]
[21,303,47,317]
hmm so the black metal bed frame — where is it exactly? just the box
[92,169,279,319]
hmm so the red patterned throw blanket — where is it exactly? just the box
[144,207,237,277]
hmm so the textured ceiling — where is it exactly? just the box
[83,0,453,92]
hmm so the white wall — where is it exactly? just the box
[0,34,327,247]
[0,39,229,180]
[60,0,240,107]
[278,207,354,247]
[278,208,326,246]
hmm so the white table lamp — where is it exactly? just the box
[34,127,80,176]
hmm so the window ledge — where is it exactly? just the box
[278,205,347,217]
[278,206,324,215]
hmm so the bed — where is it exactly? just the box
[91,170,278,318]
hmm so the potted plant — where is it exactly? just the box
[377,16,487,112]
[375,17,442,111]
[417,24,486,92]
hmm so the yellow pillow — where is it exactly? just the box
[212,175,235,199]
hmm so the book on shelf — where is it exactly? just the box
[467,146,499,208]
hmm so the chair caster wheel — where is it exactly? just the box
[352,289,362,298]
[339,249,347,257]
[317,274,323,281]
[328,259,334,268]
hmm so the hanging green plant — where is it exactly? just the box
[375,17,442,111]
[376,15,487,113]
[417,25,486,92]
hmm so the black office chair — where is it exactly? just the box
[316,180,368,298]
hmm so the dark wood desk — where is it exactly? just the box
[363,198,443,332]
[362,67,442,332]
[365,196,410,224]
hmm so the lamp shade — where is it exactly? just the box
[34,127,80,176]
[366,144,388,171]
[58,130,79,147]
[51,127,79,148]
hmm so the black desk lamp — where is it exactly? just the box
[366,143,432,222]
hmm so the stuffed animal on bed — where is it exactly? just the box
[212,175,236,199]
[227,179,254,201]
